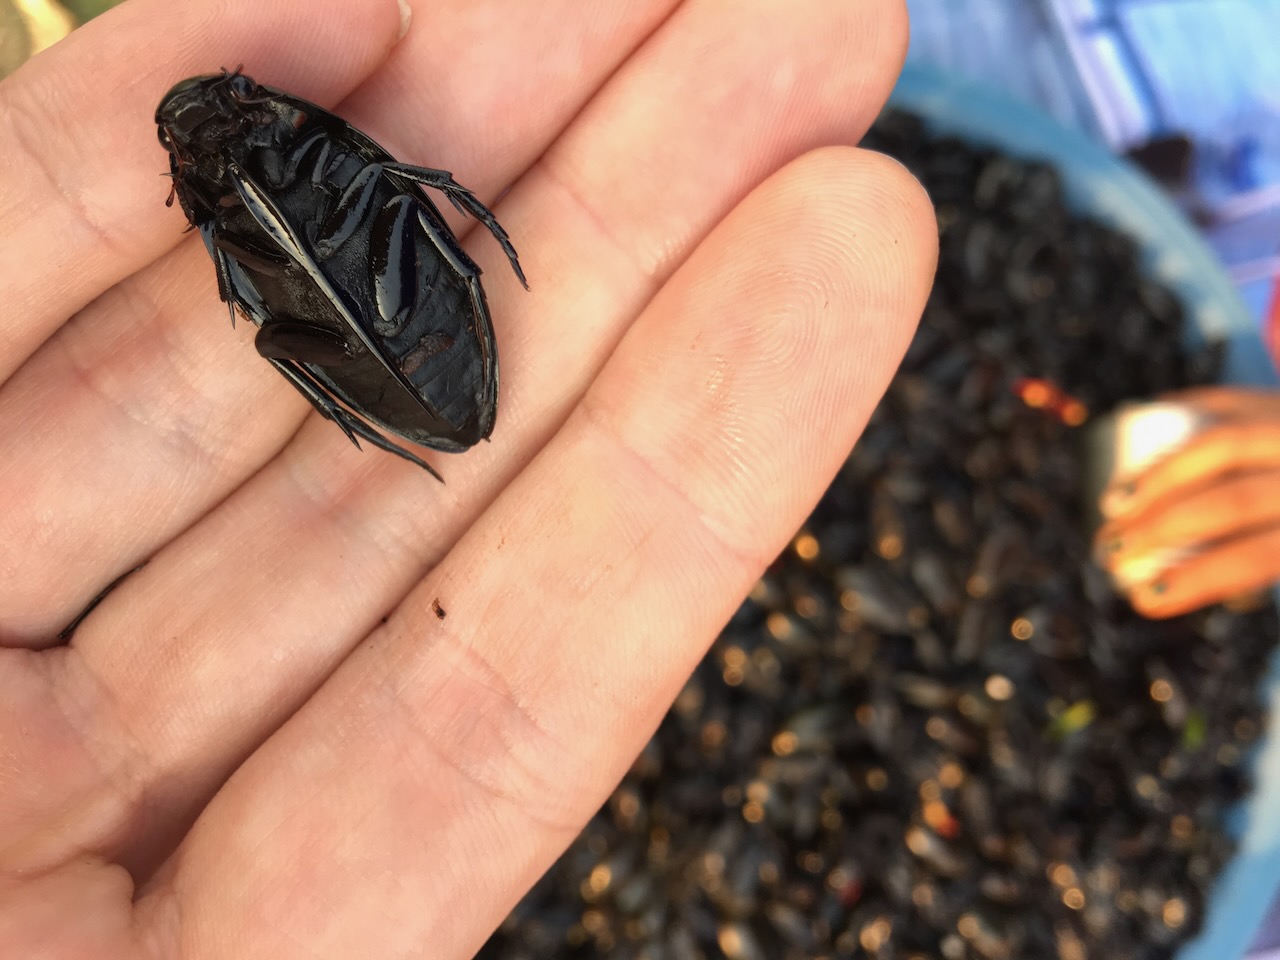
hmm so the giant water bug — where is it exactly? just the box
[156,68,527,480]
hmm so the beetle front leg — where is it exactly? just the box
[266,358,444,481]
[255,321,354,367]
[212,228,276,330]
[382,162,528,289]
[197,223,237,327]
[213,235,290,277]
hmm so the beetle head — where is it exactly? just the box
[155,69,264,158]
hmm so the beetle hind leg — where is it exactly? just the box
[267,358,444,482]
[383,162,528,290]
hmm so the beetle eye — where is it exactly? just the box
[158,126,172,150]
[228,75,255,101]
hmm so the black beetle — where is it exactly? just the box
[155,68,526,480]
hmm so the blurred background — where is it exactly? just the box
[902,0,1280,376]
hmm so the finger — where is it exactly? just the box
[0,0,682,642]
[134,149,936,960]
[1126,522,1280,619]
[1149,387,1280,420]
[337,1,682,199]
[0,0,405,385]
[1100,419,1280,521]
[0,242,297,647]
[1097,469,1280,583]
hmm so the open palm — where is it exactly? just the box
[0,0,934,956]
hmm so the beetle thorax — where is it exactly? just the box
[156,74,293,166]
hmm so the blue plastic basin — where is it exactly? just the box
[887,64,1280,960]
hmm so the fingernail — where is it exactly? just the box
[1110,547,1194,590]
[397,0,413,39]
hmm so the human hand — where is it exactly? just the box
[1095,387,1280,619]
[0,0,934,957]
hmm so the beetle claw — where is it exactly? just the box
[384,162,528,290]
[265,357,444,481]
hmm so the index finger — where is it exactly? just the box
[0,0,405,384]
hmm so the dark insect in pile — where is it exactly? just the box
[155,68,527,481]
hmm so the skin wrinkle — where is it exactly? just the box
[390,673,578,837]
[0,649,152,873]
[51,289,218,463]
[587,280,829,555]
[0,89,132,270]
[534,153,662,286]
[73,258,304,473]
[574,397,768,575]
[343,2,684,201]
[394,592,658,848]
[274,433,460,558]
[0,339,278,633]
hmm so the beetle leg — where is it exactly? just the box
[382,162,528,290]
[227,162,430,408]
[226,162,310,266]
[314,144,344,189]
[275,129,328,187]
[211,227,274,330]
[213,235,290,277]
[223,255,273,328]
[57,561,149,640]
[267,358,444,481]
[369,194,420,337]
[314,162,384,257]
[198,223,238,328]
[255,321,355,366]
[411,206,499,429]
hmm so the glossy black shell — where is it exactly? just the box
[155,71,526,476]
